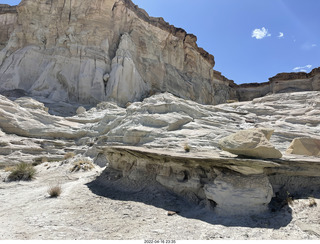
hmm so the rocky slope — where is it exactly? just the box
[1,91,320,216]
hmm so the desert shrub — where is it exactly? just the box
[70,158,94,172]
[309,197,317,207]
[48,185,62,198]
[4,166,15,172]
[184,143,191,153]
[7,162,36,181]
[64,152,76,160]
[286,191,294,206]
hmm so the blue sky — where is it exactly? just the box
[2,0,320,84]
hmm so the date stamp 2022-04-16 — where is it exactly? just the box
[144,240,177,244]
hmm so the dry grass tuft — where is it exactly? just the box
[70,158,94,172]
[4,166,15,172]
[184,143,191,153]
[64,152,76,160]
[308,197,317,207]
[286,192,294,206]
[7,163,36,181]
[48,185,62,198]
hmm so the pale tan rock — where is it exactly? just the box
[286,137,320,156]
[219,128,282,159]
[76,106,86,115]
[204,173,273,215]
[235,67,320,101]
[14,97,49,112]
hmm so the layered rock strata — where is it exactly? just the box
[103,146,320,216]
[235,68,320,101]
[0,0,235,106]
[1,91,320,215]
[0,4,17,50]
[1,1,320,106]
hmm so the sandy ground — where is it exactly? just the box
[0,161,319,240]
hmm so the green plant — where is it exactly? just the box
[70,158,94,172]
[7,163,37,181]
[48,185,62,198]
[184,143,191,153]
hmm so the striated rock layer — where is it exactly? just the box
[1,1,319,106]
[235,68,320,101]
[0,0,235,106]
[1,91,320,215]
[0,4,17,50]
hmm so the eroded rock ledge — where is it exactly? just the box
[102,146,320,216]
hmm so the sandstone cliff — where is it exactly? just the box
[0,4,17,50]
[0,0,236,106]
[235,67,320,101]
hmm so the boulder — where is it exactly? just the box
[76,106,86,115]
[219,128,282,159]
[286,137,320,156]
[204,173,273,215]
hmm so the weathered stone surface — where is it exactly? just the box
[286,137,320,157]
[0,0,235,106]
[235,68,320,101]
[14,96,49,112]
[204,173,273,215]
[76,106,86,115]
[0,4,17,50]
[219,128,282,159]
[1,89,320,215]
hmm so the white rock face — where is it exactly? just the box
[106,33,150,106]
[219,128,282,159]
[1,90,320,215]
[0,0,234,106]
[204,173,273,215]
[14,96,49,112]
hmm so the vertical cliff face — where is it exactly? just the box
[0,4,17,50]
[0,0,235,106]
[235,68,320,101]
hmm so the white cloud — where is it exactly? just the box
[278,32,284,38]
[293,65,312,72]
[302,42,318,50]
[252,27,271,40]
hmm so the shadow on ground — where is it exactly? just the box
[86,169,293,229]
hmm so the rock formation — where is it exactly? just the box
[286,137,320,157]
[0,1,319,106]
[235,67,320,101]
[0,4,16,50]
[0,0,236,106]
[1,90,320,215]
[219,128,282,159]
[1,0,320,217]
